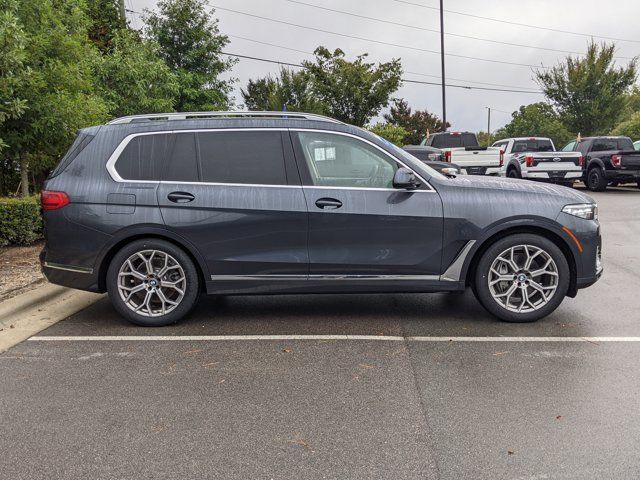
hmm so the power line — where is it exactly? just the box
[392,0,640,44]
[230,34,541,92]
[223,51,544,94]
[283,0,633,60]
[211,5,550,69]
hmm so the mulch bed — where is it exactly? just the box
[0,241,46,302]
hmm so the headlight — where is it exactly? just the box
[562,203,598,220]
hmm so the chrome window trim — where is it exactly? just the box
[105,127,434,192]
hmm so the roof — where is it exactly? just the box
[106,111,343,125]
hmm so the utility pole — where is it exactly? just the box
[486,107,491,146]
[439,0,446,131]
[118,0,127,27]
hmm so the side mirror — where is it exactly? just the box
[393,167,421,190]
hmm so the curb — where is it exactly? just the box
[0,283,103,353]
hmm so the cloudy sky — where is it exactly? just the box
[127,0,640,132]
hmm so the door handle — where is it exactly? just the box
[315,197,342,210]
[167,191,195,203]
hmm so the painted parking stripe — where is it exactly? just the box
[28,335,640,342]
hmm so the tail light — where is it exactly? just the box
[525,155,534,168]
[499,149,504,167]
[611,154,622,167]
[578,155,584,167]
[41,190,70,211]
[444,150,451,162]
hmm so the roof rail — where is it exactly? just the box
[107,111,344,125]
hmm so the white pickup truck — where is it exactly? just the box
[420,131,503,175]
[492,137,584,186]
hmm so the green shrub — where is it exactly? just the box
[367,123,409,146]
[0,196,43,247]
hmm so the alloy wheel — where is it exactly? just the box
[117,249,186,317]
[488,244,559,313]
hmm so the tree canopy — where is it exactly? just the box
[383,98,449,145]
[303,47,402,127]
[535,41,638,136]
[492,103,574,148]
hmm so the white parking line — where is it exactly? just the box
[27,335,640,342]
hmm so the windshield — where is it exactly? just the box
[512,139,554,153]
[430,133,478,149]
[591,137,634,152]
[368,133,446,181]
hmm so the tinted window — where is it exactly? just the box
[115,134,169,181]
[164,133,198,182]
[430,133,478,149]
[512,139,554,153]
[591,137,634,152]
[197,131,286,185]
[50,131,95,178]
[298,132,398,188]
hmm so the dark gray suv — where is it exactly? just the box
[40,112,602,326]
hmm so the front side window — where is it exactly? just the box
[561,141,576,152]
[297,132,399,188]
[197,131,287,185]
[115,134,169,181]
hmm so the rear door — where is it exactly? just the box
[291,129,443,278]
[157,129,309,282]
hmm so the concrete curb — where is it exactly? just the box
[0,283,103,353]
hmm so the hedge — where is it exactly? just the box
[0,196,43,247]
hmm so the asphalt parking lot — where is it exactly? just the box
[2,186,640,479]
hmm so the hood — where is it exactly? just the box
[444,175,595,204]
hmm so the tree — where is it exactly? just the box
[492,103,574,148]
[367,123,408,146]
[96,30,179,118]
[535,41,638,135]
[303,47,402,126]
[241,68,327,114]
[0,0,108,197]
[144,0,237,111]
[611,112,640,140]
[383,98,448,145]
[86,0,126,53]
[0,5,27,152]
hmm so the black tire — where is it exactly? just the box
[472,234,570,323]
[586,166,607,192]
[507,168,520,179]
[106,239,200,326]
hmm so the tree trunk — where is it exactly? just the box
[20,155,29,197]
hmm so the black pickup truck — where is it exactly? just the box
[562,136,640,191]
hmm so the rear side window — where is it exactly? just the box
[430,133,478,149]
[197,131,287,185]
[512,139,554,153]
[115,134,169,181]
[49,132,95,178]
[164,133,198,182]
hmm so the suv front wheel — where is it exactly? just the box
[107,239,200,326]
[473,234,570,322]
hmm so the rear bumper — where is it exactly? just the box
[523,170,583,180]
[604,169,640,180]
[40,248,103,292]
[460,166,501,176]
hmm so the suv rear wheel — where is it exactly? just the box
[473,234,569,322]
[107,239,200,326]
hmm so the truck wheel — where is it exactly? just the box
[507,168,520,179]
[586,167,607,192]
[107,239,200,326]
[473,234,569,323]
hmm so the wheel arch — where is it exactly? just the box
[96,226,208,293]
[463,224,578,297]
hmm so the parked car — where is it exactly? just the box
[41,111,602,326]
[561,136,640,191]
[402,145,462,176]
[421,131,503,176]
[492,137,583,186]
[633,140,640,151]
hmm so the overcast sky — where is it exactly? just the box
[127,0,640,132]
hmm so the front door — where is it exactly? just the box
[157,129,308,284]
[291,130,443,277]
